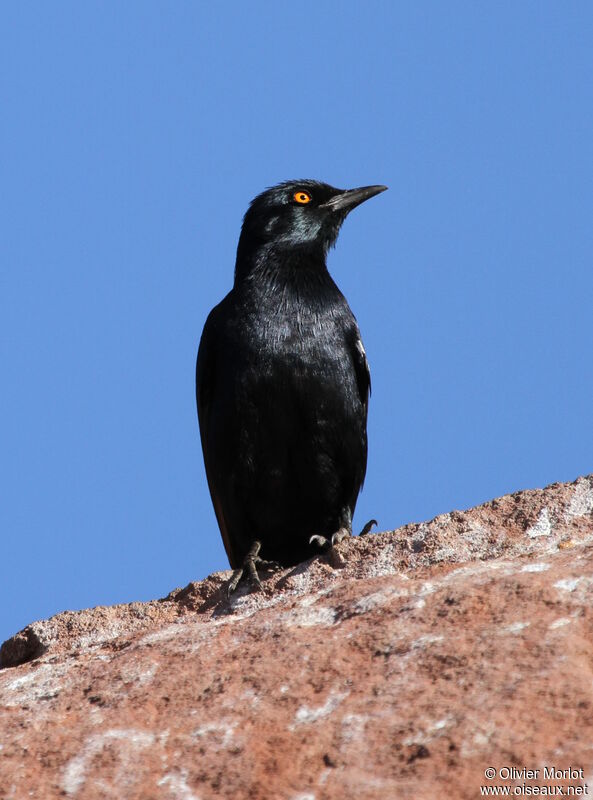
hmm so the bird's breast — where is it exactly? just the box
[218,279,360,412]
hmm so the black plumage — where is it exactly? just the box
[196,179,387,589]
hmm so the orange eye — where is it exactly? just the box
[293,191,312,204]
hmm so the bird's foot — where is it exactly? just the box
[227,540,281,596]
[309,517,377,550]
[359,518,377,536]
[309,527,351,551]
[310,527,352,568]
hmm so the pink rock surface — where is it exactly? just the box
[1,475,593,799]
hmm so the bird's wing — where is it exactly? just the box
[195,315,238,568]
[348,325,371,410]
[342,322,371,500]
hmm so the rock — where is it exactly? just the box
[1,475,593,799]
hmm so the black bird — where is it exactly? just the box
[196,179,387,591]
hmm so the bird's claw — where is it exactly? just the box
[309,534,330,549]
[359,518,377,536]
[331,527,351,546]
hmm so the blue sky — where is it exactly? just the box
[2,3,592,645]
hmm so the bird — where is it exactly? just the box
[196,179,387,592]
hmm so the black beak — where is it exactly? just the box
[321,184,388,213]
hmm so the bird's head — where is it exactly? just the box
[235,179,387,280]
